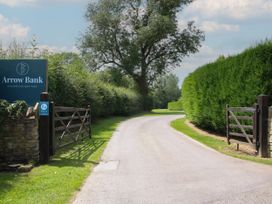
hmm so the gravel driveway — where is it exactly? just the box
[73,115,272,204]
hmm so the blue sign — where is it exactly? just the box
[0,60,48,105]
[39,101,49,116]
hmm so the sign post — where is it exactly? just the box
[39,92,50,164]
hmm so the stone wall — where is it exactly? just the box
[0,118,39,163]
[268,107,272,158]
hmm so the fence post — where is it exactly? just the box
[258,95,269,158]
[268,108,272,158]
[226,104,230,144]
[39,92,50,164]
[88,105,92,138]
[253,103,259,152]
[49,101,56,156]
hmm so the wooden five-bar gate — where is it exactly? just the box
[226,105,259,152]
[49,103,91,155]
[38,92,93,164]
[226,95,270,157]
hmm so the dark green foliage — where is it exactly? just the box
[96,69,136,89]
[0,100,9,123]
[6,101,28,119]
[0,100,28,124]
[47,53,141,119]
[182,41,272,132]
[168,98,183,110]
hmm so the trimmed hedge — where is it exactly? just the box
[168,98,183,110]
[47,53,141,119]
[0,53,141,121]
[182,41,272,132]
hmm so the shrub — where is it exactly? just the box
[47,53,142,119]
[182,41,272,132]
[6,101,28,119]
[0,100,9,123]
[0,100,28,124]
[168,98,183,110]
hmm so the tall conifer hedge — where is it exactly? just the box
[182,41,272,132]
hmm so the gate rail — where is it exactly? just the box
[226,105,259,151]
[49,103,91,155]
[226,95,270,158]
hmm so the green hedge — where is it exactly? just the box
[47,53,141,119]
[0,53,141,121]
[168,98,183,110]
[182,41,272,132]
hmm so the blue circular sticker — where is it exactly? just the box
[41,103,48,111]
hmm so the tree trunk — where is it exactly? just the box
[135,76,152,111]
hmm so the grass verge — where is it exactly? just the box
[0,109,179,204]
[144,109,184,116]
[0,116,128,204]
[171,118,272,165]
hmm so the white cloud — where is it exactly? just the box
[178,17,199,30]
[178,18,239,33]
[0,14,29,41]
[38,44,79,54]
[185,0,272,19]
[182,44,242,70]
[173,44,243,85]
[0,0,36,7]
[0,0,89,7]
[184,44,219,64]
[200,21,240,32]
[173,44,218,85]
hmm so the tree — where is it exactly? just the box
[96,68,136,89]
[0,41,7,59]
[152,74,181,108]
[81,0,204,109]
[0,37,49,59]
[29,35,40,58]
[5,40,27,59]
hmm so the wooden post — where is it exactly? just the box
[253,103,259,152]
[88,105,92,138]
[258,95,269,158]
[39,92,50,164]
[226,104,230,144]
[49,101,56,156]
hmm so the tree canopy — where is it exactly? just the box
[81,0,204,109]
[152,74,181,108]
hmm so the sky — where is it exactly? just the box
[0,0,272,86]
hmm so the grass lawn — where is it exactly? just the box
[144,109,184,116]
[5,111,269,204]
[171,118,272,166]
[0,116,128,204]
[0,110,182,204]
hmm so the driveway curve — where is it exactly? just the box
[73,115,272,204]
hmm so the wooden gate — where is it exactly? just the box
[49,103,91,154]
[226,104,259,152]
[225,95,270,158]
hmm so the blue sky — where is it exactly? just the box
[0,0,89,51]
[0,0,272,85]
